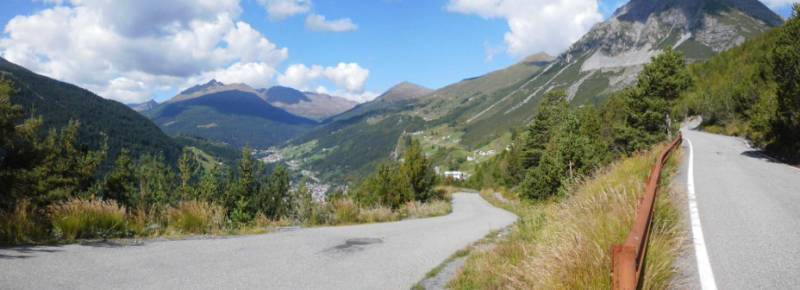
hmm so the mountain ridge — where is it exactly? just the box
[0,56,182,167]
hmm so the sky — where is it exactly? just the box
[0,0,794,104]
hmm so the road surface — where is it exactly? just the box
[676,126,800,289]
[0,193,516,290]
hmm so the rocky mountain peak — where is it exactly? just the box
[567,0,782,63]
[179,79,225,96]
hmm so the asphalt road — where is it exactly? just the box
[679,127,800,289]
[0,193,516,290]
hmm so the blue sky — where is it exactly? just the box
[0,0,794,103]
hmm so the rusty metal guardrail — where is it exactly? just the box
[611,133,683,290]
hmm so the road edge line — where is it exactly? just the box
[685,137,718,290]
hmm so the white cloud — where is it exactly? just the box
[258,0,311,21]
[278,62,372,102]
[199,62,279,89]
[446,0,603,57]
[305,13,358,32]
[0,0,291,103]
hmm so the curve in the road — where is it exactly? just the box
[0,193,517,290]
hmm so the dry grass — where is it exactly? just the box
[0,199,45,244]
[358,206,399,223]
[332,197,361,225]
[400,200,451,219]
[167,201,225,234]
[48,198,127,241]
[449,144,684,289]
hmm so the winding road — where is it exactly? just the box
[0,193,516,290]
[677,125,800,289]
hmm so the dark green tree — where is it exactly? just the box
[522,91,569,169]
[177,148,197,200]
[616,49,691,153]
[103,149,136,207]
[136,155,174,209]
[196,165,220,202]
[257,165,291,219]
[770,4,800,158]
[356,161,410,208]
[400,139,437,202]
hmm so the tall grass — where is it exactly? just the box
[450,144,684,289]
[48,198,127,241]
[328,197,452,225]
[167,201,225,234]
[0,199,44,244]
[332,197,361,224]
[358,206,398,223]
[400,200,451,219]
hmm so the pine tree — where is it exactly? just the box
[137,155,173,209]
[196,166,220,202]
[103,149,136,207]
[522,91,569,169]
[400,139,437,202]
[616,49,691,153]
[177,148,197,200]
[357,161,409,208]
[264,165,291,219]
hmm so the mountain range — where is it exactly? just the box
[274,0,783,182]
[0,0,784,183]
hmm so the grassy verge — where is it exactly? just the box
[1,196,452,246]
[449,144,684,289]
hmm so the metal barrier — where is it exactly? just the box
[611,133,683,290]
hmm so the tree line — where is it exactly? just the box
[0,81,306,243]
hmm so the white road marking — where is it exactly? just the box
[686,137,718,290]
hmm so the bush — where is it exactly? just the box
[48,198,127,241]
[167,201,225,234]
[0,199,44,244]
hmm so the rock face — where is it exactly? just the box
[127,100,158,112]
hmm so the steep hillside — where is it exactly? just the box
[0,57,181,165]
[261,86,357,120]
[433,0,782,148]
[147,88,317,148]
[679,8,800,161]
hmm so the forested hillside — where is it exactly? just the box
[0,57,181,167]
[470,48,689,198]
[679,4,800,162]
